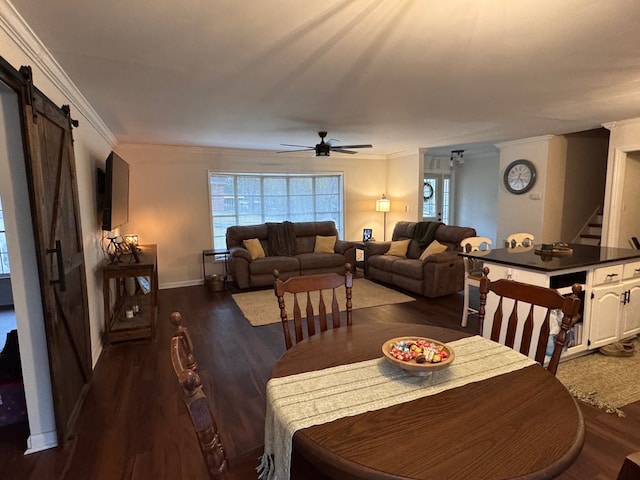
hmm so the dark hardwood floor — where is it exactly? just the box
[1,281,639,479]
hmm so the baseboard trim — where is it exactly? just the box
[25,430,58,454]
[160,279,202,290]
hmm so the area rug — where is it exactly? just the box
[556,337,640,417]
[232,278,415,327]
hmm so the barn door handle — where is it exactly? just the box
[47,240,66,292]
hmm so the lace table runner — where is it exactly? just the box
[258,335,536,480]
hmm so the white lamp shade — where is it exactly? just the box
[375,198,390,212]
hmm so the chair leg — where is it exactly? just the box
[461,282,470,327]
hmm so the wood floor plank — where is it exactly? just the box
[1,282,638,479]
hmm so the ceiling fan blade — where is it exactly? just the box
[278,148,315,153]
[333,144,373,149]
[330,148,358,154]
[280,143,314,148]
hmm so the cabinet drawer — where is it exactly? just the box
[623,261,640,280]
[593,264,623,285]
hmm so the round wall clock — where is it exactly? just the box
[503,159,537,195]
[423,180,434,201]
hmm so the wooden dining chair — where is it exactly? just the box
[460,236,492,327]
[477,267,582,375]
[274,264,353,350]
[617,451,640,480]
[170,310,197,370]
[171,335,233,478]
[170,335,329,479]
[506,232,535,248]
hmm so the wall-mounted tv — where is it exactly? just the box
[97,151,130,232]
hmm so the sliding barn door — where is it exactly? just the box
[18,66,92,444]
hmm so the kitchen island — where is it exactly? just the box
[461,243,640,358]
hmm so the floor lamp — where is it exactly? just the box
[376,194,391,241]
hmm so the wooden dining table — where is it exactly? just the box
[269,323,585,480]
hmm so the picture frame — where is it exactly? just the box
[363,228,372,242]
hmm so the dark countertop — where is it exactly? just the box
[460,243,640,272]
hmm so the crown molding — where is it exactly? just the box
[119,143,273,157]
[603,117,640,131]
[0,0,116,145]
[495,135,554,149]
[117,143,389,161]
[387,149,418,160]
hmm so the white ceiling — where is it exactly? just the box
[9,0,640,156]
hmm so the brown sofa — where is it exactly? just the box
[226,221,355,289]
[364,221,476,298]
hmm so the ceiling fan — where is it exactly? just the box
[279,131,373,156]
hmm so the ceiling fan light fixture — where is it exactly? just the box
[280,131,373,156]
[315,144,331,156]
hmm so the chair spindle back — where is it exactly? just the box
[478,267,582,375]
[274,264,353,349]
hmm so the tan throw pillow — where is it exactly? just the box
[243,238,265,260]
[419,239,448,260]
[385,239,411,257]
[314,235,336,253]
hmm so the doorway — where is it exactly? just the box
[0,195,17,341]
[422,173,451,224]
[603,147,640,248]
[617,151,640,247]
[0,82,43,451]
[0,194,20,386]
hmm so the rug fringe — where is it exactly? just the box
[568,387,626,417]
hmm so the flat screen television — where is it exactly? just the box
[97,151,130,231]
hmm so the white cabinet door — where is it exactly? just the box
[621,278,640,338]
[590,283,625,348]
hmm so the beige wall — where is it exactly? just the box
[496,136,551,245]
[451,150,500,242]
[496,132,609,246]
[387,151,422,235]
[542,135,568,242]
[115,144,390,288]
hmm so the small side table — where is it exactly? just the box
[352,241,368,274]
[202,248,230,286]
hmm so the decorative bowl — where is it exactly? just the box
[382,337,455,376]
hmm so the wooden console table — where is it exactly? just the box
[102,244,158,345]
